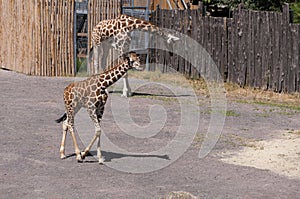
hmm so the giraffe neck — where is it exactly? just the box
[119,14,163,36]
[97,59,132,89]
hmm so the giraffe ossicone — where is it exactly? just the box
[56,52,141,164]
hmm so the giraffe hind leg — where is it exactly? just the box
[56,113,68,159]
[59,122,68,159]
[97,134,104,164]
[65,107,83,162]
[68,124,83,162]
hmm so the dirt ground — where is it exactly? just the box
[1,69,300,199]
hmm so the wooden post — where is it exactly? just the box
[198,1,203,16]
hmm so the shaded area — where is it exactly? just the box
[63,151,170,163]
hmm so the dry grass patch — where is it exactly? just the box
[130,71,300,109]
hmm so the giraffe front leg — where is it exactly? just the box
[81,130,104,164]
[122,73,132,97]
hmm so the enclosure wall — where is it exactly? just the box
[0,0,75,76]
[0,0,120,76]
[150,4,300,93]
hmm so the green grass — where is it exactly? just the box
[206,109,240,117]
[225,110,240,117]
[237,99,300,111]
[253,101,300,111]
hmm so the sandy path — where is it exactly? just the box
[220,132,300,179]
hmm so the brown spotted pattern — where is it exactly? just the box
[92,14,167,54]
[58,53,140,163]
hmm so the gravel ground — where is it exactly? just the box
[1,69,300,199]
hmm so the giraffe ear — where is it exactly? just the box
[123,55,131,66]
[122,53,127,60]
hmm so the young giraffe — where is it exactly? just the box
[91,14,179,97]
[56,52,141,163]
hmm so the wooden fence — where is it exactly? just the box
[88,0,120,74]
[1,1,300,93]
[150,4,300,93]
[0,0,75,76]
[0,0,120,76]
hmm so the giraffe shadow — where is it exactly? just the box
[132,92,191,98]
[63,151,170,163]
[109,90,192,98]
[92,150,170,163]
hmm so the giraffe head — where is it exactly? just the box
[125,52,142,71]
[166,33,180,44]
[164,33,179,56]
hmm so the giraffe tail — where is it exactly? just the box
[56,113,67,123]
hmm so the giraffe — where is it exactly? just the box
[56,52,141,164]
[91,14,179,97]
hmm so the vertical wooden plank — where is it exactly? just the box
[42,0,46,75]
[3,1,8,69]
[65,0,69,75]
[220,17,227,81]
[56,0,60,76]
[46,0,50,76]
[66,0,70,75]
[264,12,271,90]
[71,0,75,76]
[43,0,47,76]
[24,0,30,74]
[215,18,222,80]
[87,0,92,74]
[62,0,66,75]
[8,1,14,71]
[50,0,55,76]
[36,0,41,76]
[237,8,247,87]
[279,5,289,92]
[289,25,297,92]
[253,11,260,88]
[268,11,274,91]
[286,24,292,92]
[191,9,200,79]
[0,0,3,67]
[20,0,24,74]
[227,10,237,83]
[275,12,282,92]
[26,0,31,74]
[29,0,34,74]
[297,25,300,92]
[14,0,19,72]
[23,0,28,74]
[261,11,268,90]
[226,16,232,83]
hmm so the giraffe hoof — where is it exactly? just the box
[76,154,83,162]
[60,154,66,159]
[98,157,105,164]
[121,92,132,98]
[80,151,86,160]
